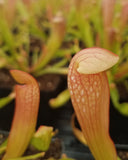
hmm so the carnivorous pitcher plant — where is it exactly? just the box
[68,47,119,160]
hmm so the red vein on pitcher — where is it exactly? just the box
[68,47,119,160]
[3,70,40,160]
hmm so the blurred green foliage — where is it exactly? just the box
[0,0,128,114]
[0,0,128,159]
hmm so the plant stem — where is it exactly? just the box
[35,67,68,77]
[8,152,45,160]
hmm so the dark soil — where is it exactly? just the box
[0,70,128,160]
[0,69,62,91]
[25,139,62,160]
[0,132,128,160]
[0,132,62,160]
[117,82,128,102]
[118,150,128,160]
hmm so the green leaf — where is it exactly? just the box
[8,152,45,160]
[30,126,53,151]
[117,156,122,160]
[59,158,75,160]
[0,139,8,155]
[49,89,70,108]
[110,85,128,116]
[0,92,15,109]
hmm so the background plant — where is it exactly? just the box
[0,0,128,116]
[0,0,128,159]
[0,70,73,160]
[68,47,119,160]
